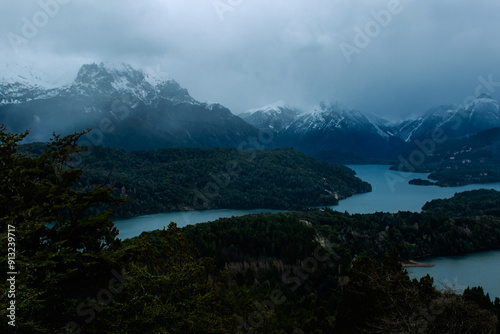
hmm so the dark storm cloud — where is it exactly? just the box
[1,0,499,120]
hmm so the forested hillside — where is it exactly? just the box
[392,127,500,186]
[2,128,500,333]
[19,143,371,218]
[180,206,500,269]
[173,191,500,332]
[422,189,500,217]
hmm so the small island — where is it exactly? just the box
[409,178,436,186]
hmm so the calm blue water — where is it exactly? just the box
[407,250,500,299]
[115,165,500,238]
[114,165,500,299]
[332,165,500,213]
[115,208,286,240]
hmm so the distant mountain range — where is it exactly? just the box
[392,126,500,186]
[391,94,500,142]
[2,62,500,162]
[277,101,404,160]
[0,62,257,150]
[242,95,500,161]
[239,100,301,132]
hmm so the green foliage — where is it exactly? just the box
[422,189,500,217]
[174,197,500,331]
[2,126,500,333]
[0,127,241,333]
[100,223,239,333]
[304,208,500,258]
[391,127,500,186]
[463,286,494,310]
[18,144,371,218]
[182,213,318,265]
[0,126,126,332]
[335,250,498,333]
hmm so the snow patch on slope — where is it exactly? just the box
[246,100,291,115]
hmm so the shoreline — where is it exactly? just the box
[402,260,435,268]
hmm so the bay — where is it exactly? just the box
[115,165,500,238]
[115,208,286,240]
[407,250,500,299]
[114,164,500,299]
[332,165,500,213]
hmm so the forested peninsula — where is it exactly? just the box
[19,142,371,218]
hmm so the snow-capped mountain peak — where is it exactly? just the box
[143,66,171,87]
[465,93,499,115]
[73,62,150,93]
[241,100,301,131]
[61,62,191,106]
[0,63,57,89]
[291,101,389,136]
[278,101,401,160]
[0,61,193,108]
[0,63,64,105]
[0,62,257,150]
[246,100,291,115]
[390,95,500,142]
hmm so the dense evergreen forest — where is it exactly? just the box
[422,189,500,217]
[181,202,500,268]
[1,127,500,333]
[18,141,371,218]
[391,127,500,186]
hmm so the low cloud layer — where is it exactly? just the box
[1,0,499,120]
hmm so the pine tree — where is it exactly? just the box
[0,126,126,332]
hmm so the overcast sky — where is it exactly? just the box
[1,0,499,120]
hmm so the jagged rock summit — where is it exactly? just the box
[0,62,258,149]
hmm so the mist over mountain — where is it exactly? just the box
[391,94,500,143]
[239,100,301,133]
[3,2,500,332]
[2,62,500,162]
[274,101,404,160]
[0,62,258,150]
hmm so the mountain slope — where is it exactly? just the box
[392,127,500,186]
[0,62,258,150]
[278,102,404,160]
[392,94,500,143]
[239,100,301,132]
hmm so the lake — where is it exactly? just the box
[407,250,500,299]
[115,165,500,238]
[115,208,286,240]
[333,165,500,213]
[114,165,500,300]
